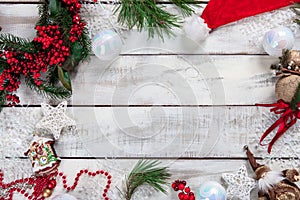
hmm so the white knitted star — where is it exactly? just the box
[36,101,76,140]
[222,165,256,200]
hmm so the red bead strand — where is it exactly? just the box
[58,169,112,199]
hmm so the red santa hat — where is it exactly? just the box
[183,0,298,41]
[202,0,297,29]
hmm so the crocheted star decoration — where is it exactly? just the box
[36,101,76,139]
[222,165,256,200]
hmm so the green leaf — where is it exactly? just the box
[58,67,72,91]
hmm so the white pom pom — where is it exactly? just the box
[183,14,210,42]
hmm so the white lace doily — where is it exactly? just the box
[81,1,128,39]
[237,7,298,49]
[222,165,257,200]
[248,107,300,169]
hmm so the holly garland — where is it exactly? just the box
[0,0,90,109]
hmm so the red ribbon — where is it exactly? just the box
[256,100,300,153]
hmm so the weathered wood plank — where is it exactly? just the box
[0,4,297,54]
[16,55,278,105]
[1,158,256,199]
[1,106,295,159]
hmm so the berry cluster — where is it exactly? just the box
[0,0,86,106]
[172,180,195,200]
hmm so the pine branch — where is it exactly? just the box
[170,0,198,16]
[51,8,73,39]
[0,91,6,111]
[46,66,59,85]
[78,27,92,61]
[115,0,181,39]
[124,160,171,200]
[37,1,50,26]
[0,34,36,53]
[25,75,71,99]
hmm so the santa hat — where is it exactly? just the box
[244,145,271,179]
[183,0,298,41]
[202,0,296,29]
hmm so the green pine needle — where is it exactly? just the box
[0,33,36,53]
[115,0,181,40]
[25,75,71,100]
[0,91,7,111]
[79,27,92,62]
[37,2,49,26]
[124,160,171,200]
[170,0,198,17]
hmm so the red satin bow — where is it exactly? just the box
[256,100,300,153]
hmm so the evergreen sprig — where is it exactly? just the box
[0,34,36,53]
[25,75,71,100]
[37,2,49,26]
[123,160,171,200]
[170,0,198,16]
[116,0,196,39]
[78,27,92,62]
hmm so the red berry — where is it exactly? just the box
[172,183,177,189]
[184,187,190,193]
[178,183,185,190]
[189,195,195,200]
[183,194,189,200]
[178,192,184,199]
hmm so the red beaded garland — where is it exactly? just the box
[0,168,112,200]
[58,169,112,199]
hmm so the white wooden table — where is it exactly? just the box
[0,1,298,199]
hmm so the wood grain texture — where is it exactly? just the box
[0,0,298,199]
[16,55,277,105]
[0,106,283,158]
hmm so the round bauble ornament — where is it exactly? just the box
[51,194,77,200]
[92,30,122,61]
[275,75,300,103]
[183,14,210,42]
[196,181,226,200]
[42,188,53,198]
[262,27,295,57]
